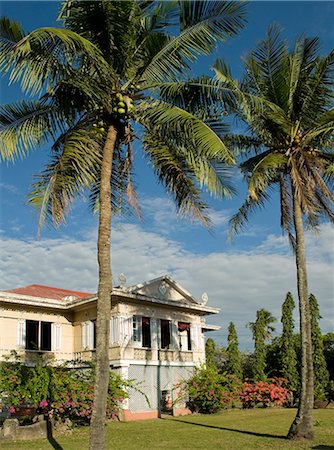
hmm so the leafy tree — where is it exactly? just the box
[280,292,298,393]
[205,338,216,369]
[222,26,334,438]
[0,2,246,447]
[225,321,242,378]
[249,309,276,381]
[323,332,334,381]
[309,294,330,400]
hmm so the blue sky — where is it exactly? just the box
[0,1,333,350]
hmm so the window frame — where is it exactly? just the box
[25,320,52,352]
[160,319,171,350]
[178,322,192,351]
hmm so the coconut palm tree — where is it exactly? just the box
[0,2,246,448]
[217,25,333,439]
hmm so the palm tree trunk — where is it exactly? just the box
[288,183,314,440]
[90,124,117,450]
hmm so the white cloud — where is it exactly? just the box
[0,222,333,351]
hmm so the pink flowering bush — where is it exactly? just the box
[182,366,240,414]
[49,368,129,423]
[240,378,289,408]
[0,353,130,424]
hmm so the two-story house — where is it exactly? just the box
[0,275,220,420]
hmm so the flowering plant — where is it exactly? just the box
[181,366,239,414]
[240,378,289,408]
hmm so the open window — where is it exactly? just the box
[132,316,151,348]
[25,320,52,351]
[142,317,151,348]
[178,322,191,351]
[160,319,171,349]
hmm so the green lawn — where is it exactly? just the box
[1,408,333,450]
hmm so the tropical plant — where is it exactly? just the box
[280,292,299,395]
[225,321,242,378]
[323,332,334,381]
[0,2,246,448]
[205,337,217,369]
[240,377,289,409]
[181,365,238,414]
[309,294,330,401]
[249,308,277,381]
[220,25,333,439]
[0,353,130,424]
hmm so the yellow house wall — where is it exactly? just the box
[0,303,73,361]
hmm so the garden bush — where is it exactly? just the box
[240,378,289,408]
[181,366,241,414]
[0,352,130,424]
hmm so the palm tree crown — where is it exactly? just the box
[0,1,247,232]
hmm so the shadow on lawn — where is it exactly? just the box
[163,417,287,440]
[312,447,334,449]
[46,418,64,450]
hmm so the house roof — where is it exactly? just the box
[3,284,92,301]
[0,277,220,316]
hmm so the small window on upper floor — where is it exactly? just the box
[178,322,191,351]
[133,316,151,348]
[160,319,171,350]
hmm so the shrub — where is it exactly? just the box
[240,378,289,408]
[0,353,131,424]
[181,366,239,414]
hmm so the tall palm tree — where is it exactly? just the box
[218,26,333,439]
[0,2,246,448]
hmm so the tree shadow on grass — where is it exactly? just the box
[46,418,64,450]
[163,417,287,440]
[312,446,334,449]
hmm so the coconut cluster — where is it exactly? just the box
[112,92,135,117]
[92,120,105,139]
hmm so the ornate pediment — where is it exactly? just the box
[128,275,199,305]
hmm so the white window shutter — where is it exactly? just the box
[88,321,94,349]
[52,323,62,352]
[82,322,87,349]
[17,320,25,349]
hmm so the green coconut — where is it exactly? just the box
[117,101,125,108]
[118,108,126,114]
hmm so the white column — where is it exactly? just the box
[171,321,178,349]
[151,318,158,349]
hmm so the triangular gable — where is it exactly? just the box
[128,275,199,305]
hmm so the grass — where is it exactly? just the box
[1,408,333,450]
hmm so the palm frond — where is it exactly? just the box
[0,17,25,71]
[27,124,102,236]
[142,131,212,227]
[137,100,235,164]
[0,100,65,161]
[141,0,246,82]
[228,191,270,240]
[60,0,141,78]
[4,27,109,95]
